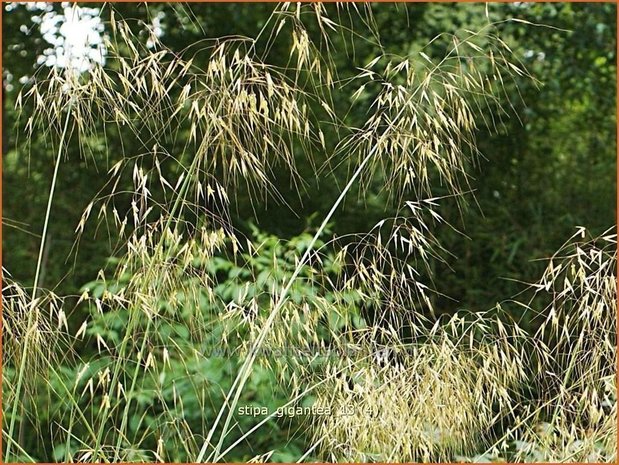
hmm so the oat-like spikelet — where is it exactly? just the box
[2,275,68,390]
[338,25,532,204]
[520,228,616,462]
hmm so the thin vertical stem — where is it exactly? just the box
[199,144,377,462]
[5,104,73,461]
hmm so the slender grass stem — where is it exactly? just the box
[5,104,73,461]
[199,144,377,462]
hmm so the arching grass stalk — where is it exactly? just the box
[213,350,380,462]
[199,144,377,462]
[2,432,37,462]
[5,102,73,462]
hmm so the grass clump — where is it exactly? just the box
[311,312,529,462]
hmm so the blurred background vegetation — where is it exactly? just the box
[2,2,616,462]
